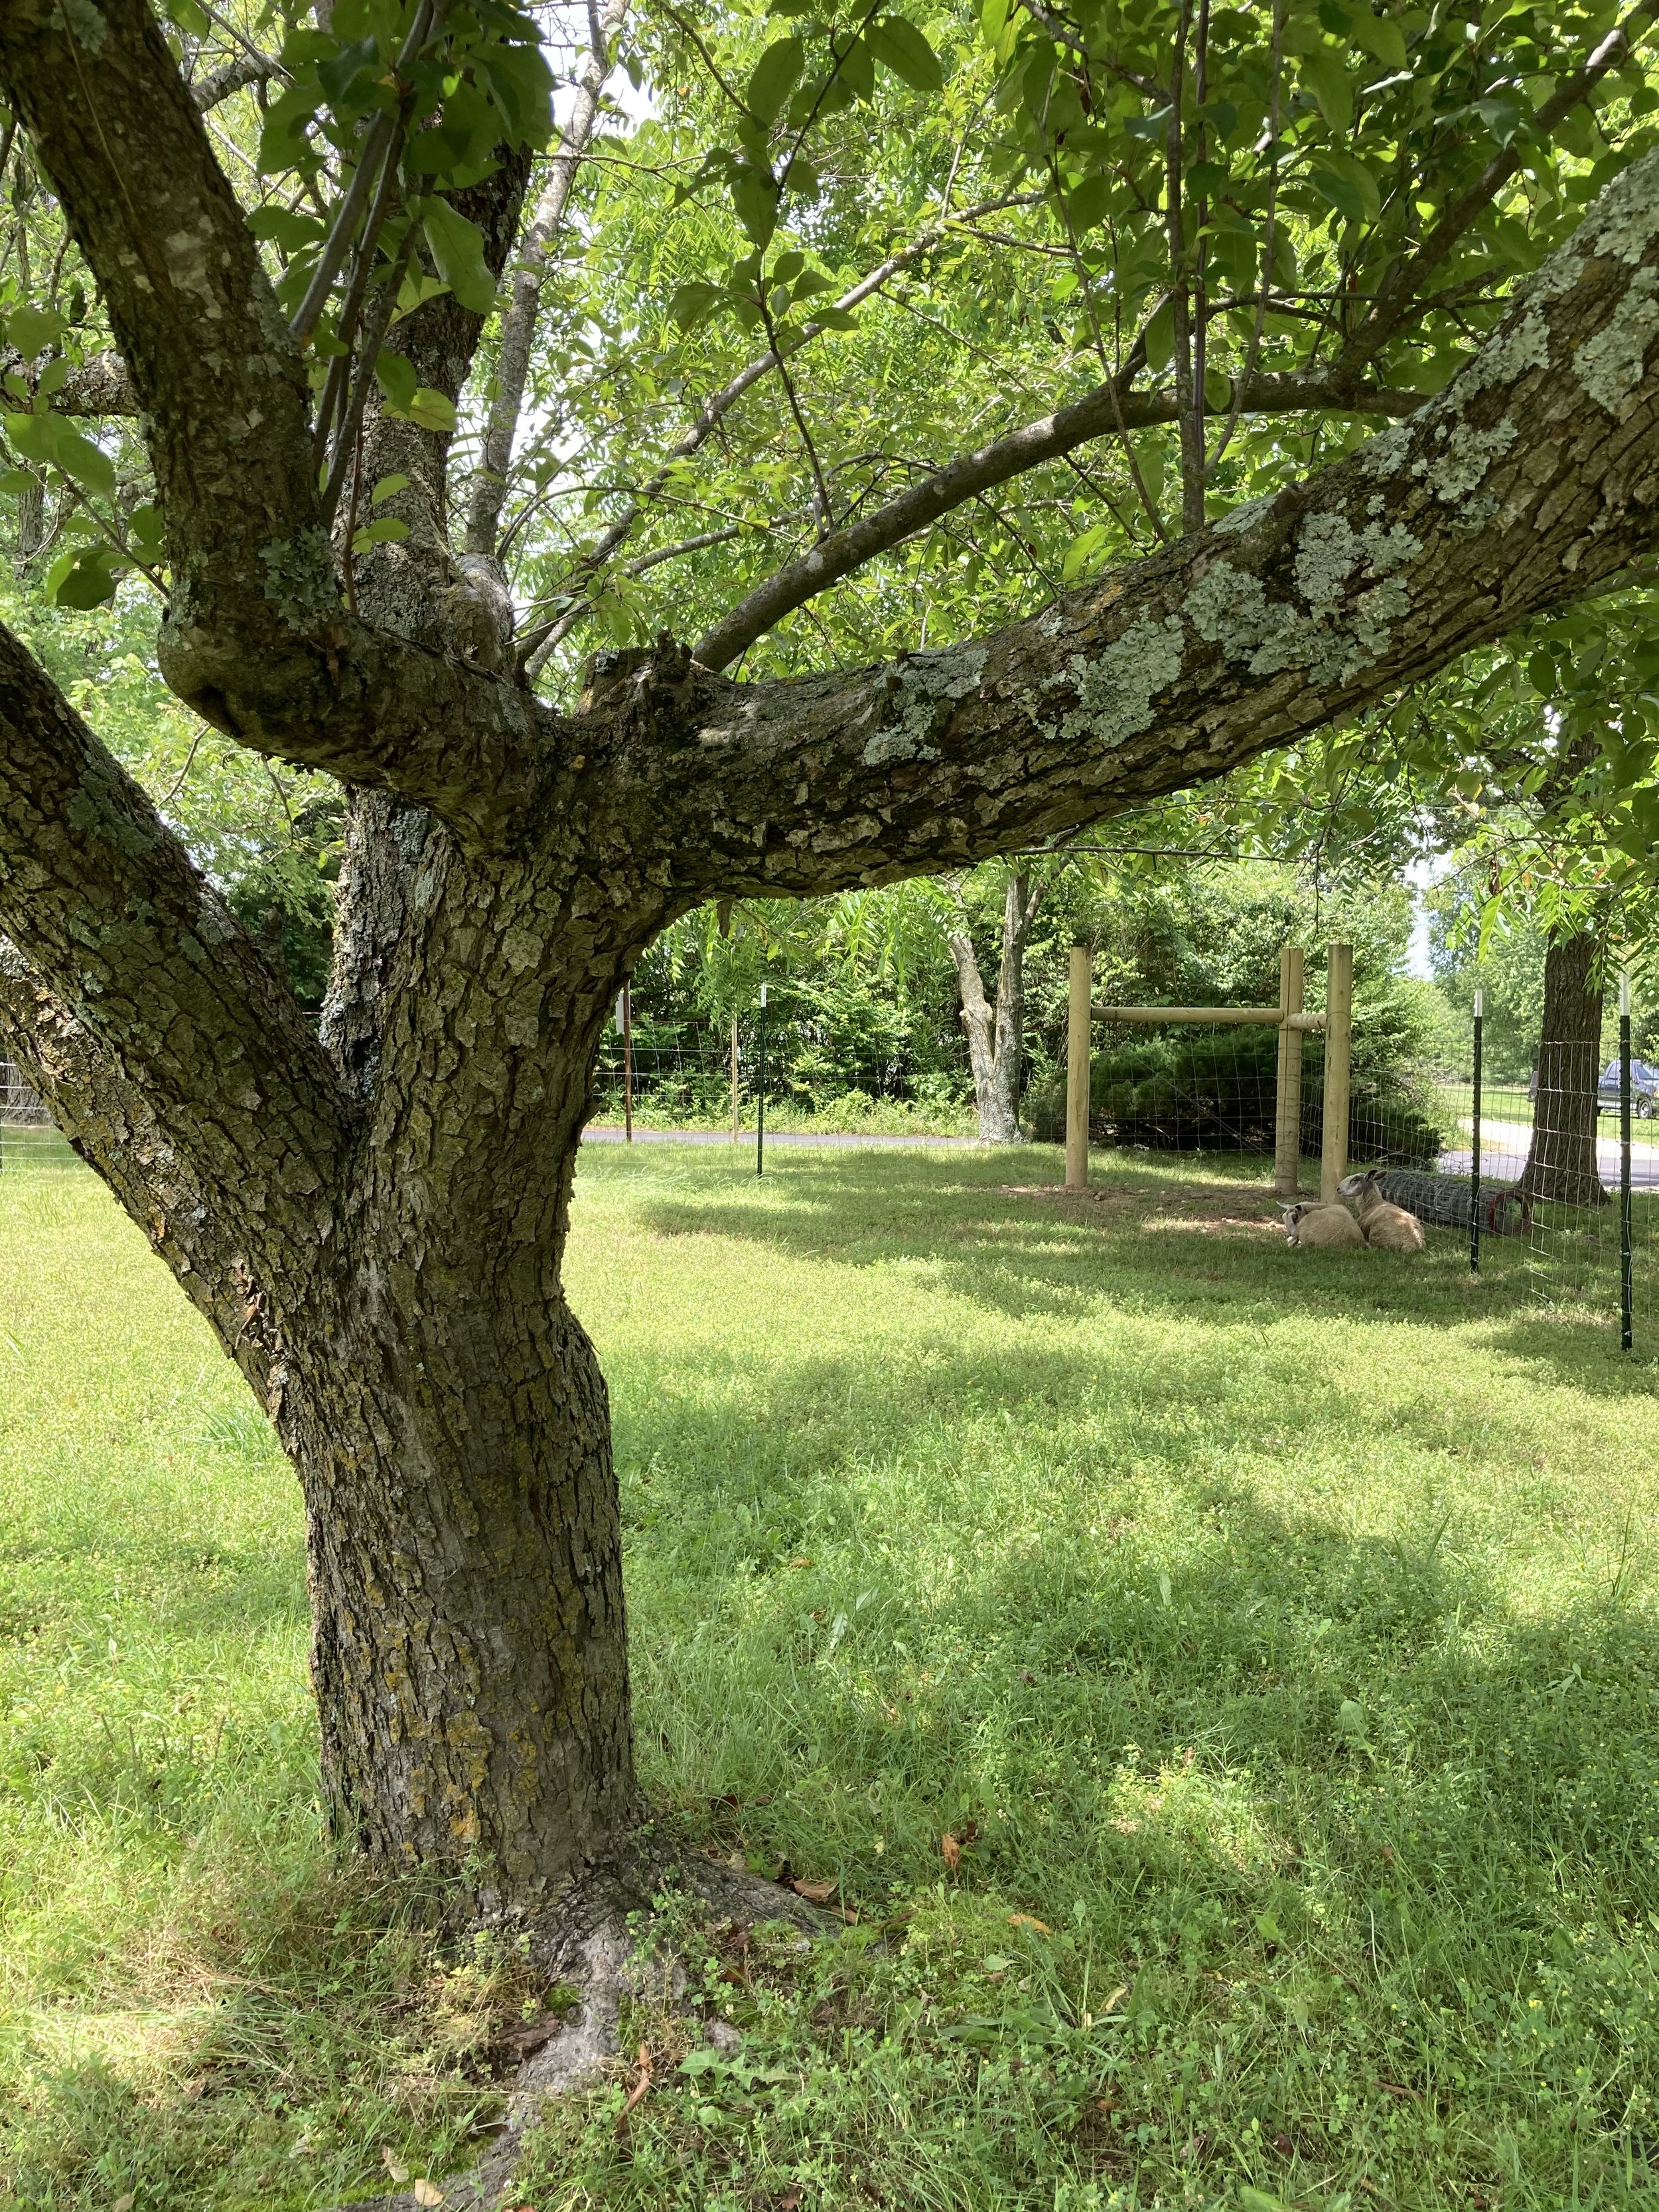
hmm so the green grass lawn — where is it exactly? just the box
[3,1142,1659,2210]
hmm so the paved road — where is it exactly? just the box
[583,1124,985,1150]
[1439,1114,1659,1190]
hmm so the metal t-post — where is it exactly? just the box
[1622,975,1634,1353]
[1471,988,1483,1276]
[756,982,767,1178]
[622,980,633,1143]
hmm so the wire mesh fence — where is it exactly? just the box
[0,1058,78,1174]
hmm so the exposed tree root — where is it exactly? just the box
[324,1836,826,2212]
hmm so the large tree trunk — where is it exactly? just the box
[297,1257,636,1893]
[948,872,1041,1142]
[1517,930,1609,1207]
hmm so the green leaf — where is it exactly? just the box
[1308,153,1381,226]
[44,543,123,609]
[1300,51,1355,133]
[0,467,35,496]
[317,34,379,107]
[865,15,944,93]
[748,37,804,127]
[129,503,165,558]
[1143,295,1175,372]
[369,474,410,507]
[421,200,497,314]
[373,351,419,411]
[6,306,66,360]
[6,411,117,499]
[1349,9,1407,72]
[247,206,326,252]
[394,271,450,321]
[1061,524,1108,583]
[405,386,457,433]
[729,166,778,248]
[668,280,723,332]
[257,78,325,172]
[161,0,210,32]
[351,516,410,550]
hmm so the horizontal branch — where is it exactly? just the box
[693,370,1421,670]
[588,149,1659,899]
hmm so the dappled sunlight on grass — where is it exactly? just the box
[3,1144,1658,2205]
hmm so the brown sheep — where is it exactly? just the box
[1338,1169,1427,1252]
[1278,1201,1364,1248]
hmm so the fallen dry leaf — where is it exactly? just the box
[941,1833,961,1872]
[790,1877,837,1903]
[382,2150,411,2183]
[412,2183,444,2209]
[1007,1912,1050,1933]
[112,2198,135,2212]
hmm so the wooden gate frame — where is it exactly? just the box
[1064,941,1354,1202]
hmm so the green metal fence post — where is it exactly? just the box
[1470,989,1483,1275]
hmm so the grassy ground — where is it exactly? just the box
[3,1140,1658,2211]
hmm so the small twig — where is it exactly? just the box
[614,2042,653,2133]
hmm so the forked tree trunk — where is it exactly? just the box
[949,872,1041,1143]
[1517,930,1609,1207]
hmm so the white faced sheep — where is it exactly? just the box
[1338,1169,1426,1252]
[1278,1201,1364,1248]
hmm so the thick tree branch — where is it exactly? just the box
[693,368,1421,670]
[588,153,1659,897]
[0,622,346,1274]
[192,48,278,113]
[0,0,552,848]
[0,950,299,1408]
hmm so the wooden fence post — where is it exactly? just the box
[1066,944,1091,1191]
[1320,941,1353,1203]
[1273,943,1304,1199]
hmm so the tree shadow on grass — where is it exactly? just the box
[609,1139,1567,1342]
[622,1389,1659,2209]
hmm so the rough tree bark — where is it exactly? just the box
[7,0,1659,1910]
[1517,930,1611,1207]
[949,872,1042,1142]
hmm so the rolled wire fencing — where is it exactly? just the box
[1344,990,1649,1345]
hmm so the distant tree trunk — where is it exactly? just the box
[949,872,1041,1142]
[12,469,43,577]
[1517,930,1609,1207]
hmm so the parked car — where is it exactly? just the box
[1598,1058,1659,1117]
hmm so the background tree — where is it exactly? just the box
[6,0,1659,1936]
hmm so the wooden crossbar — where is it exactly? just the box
[1090,1005,1327,1029]
[1064,940,1350,1197]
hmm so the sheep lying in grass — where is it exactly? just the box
[1279,1201,1364,1248]
[1360,1167,1530,1236]
[1338,1168,1426,1252]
